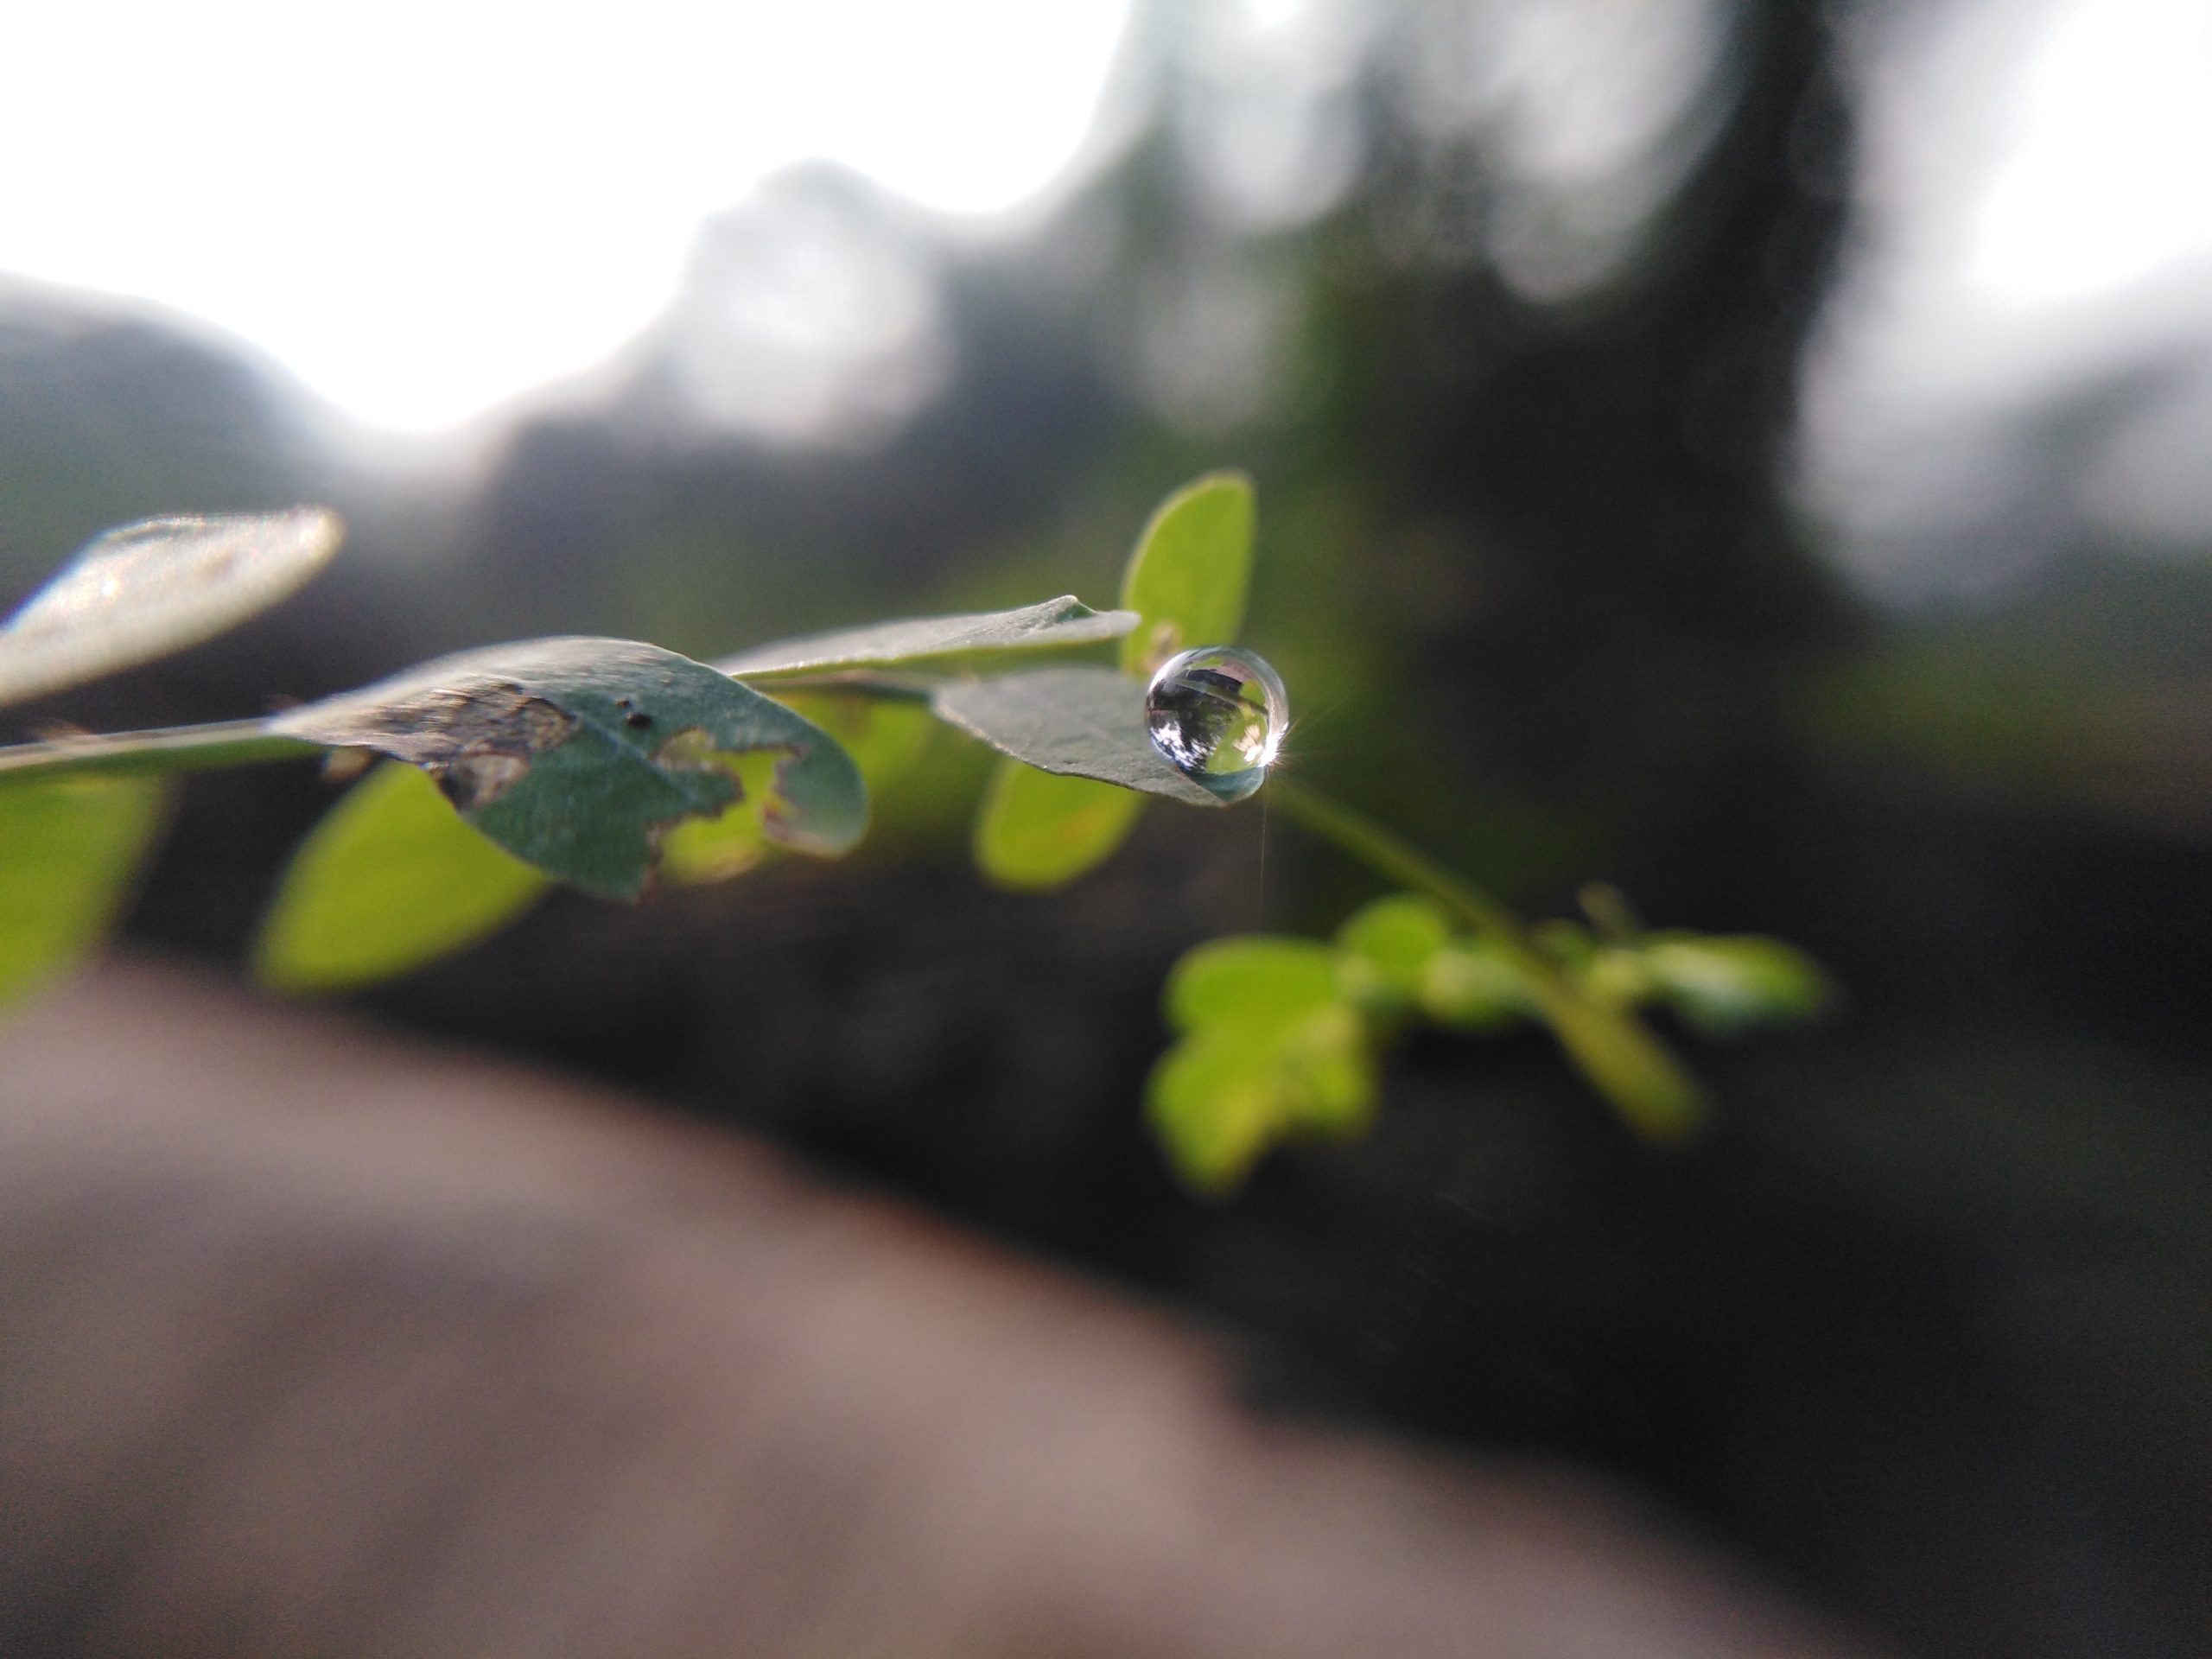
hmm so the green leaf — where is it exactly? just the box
[1146,1003,1376,1194]
[0,772,168,1013]
[1147,1030,1281,1193]
[1118,473,1256,677]
[1542,995,1706,1141]
[1164,936,1340,1033]
[1576,945,1655,1009]
[1419,939,1534,1031]
[716,596,1136,677]
[1640,933,1832,1034]
[933,667,1222,806]
[662,692,935,886]
[270,637,866,898]
[1277,1006,1381,1135]
[1334,893,1452,1009]
[1533,918,1599,971]
[0,508,343,709]
[254,761,550,994]
[1151,931,1376,1193]
[973,760,1146,890]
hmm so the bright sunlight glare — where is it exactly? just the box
[1800,0,2212,601]
[1960,0,2212,315]
[1855,0,2212,391]
[2,0,1135,435]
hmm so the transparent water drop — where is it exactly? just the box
[1144,645,1288,802]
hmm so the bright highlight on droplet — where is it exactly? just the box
[1143,645,1287,802]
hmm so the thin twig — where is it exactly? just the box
[0,721,321,781]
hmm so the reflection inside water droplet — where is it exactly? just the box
[1144,645,1287,802]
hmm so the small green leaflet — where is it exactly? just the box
[0,773,169,1014]
[1332,893,1533,1029]
[934,667,1222,806]
[972,761,1146,890]
[716,596,1136,678]
[0,508,343,709]
[1148,1020,1376,1192]
[1333,893,1454,1010]
[1639,933,1832,1034]
[958,474,1265,888]
[1147,937,1377,1193]
[1420,939,1534,1030]
[254,762,550,994]
[1118,473,1255,677]
[1166,936,1340,1033]
[270,637,866,899]
[1136,887,1815,1189]
[1146,1033,1282,1192]
[1326,891,1707,1137]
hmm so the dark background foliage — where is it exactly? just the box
[3,3,2208,1656]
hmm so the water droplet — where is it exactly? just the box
[1144,645,1287,802]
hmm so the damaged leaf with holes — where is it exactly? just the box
[660,690,935,885]
[270,637,866,899]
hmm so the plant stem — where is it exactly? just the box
[0,720,321,781]
[1262,772,1524,942]
[1264,770,1705,1137]
[741,670,944,702]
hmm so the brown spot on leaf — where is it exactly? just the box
[513,697,574,749]
[298,685,578,766]
[435,752,532,811]
[303,687,581,811]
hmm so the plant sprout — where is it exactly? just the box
[0,476,1827,1192]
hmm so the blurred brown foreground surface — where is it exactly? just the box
[0,961,1873,1659]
